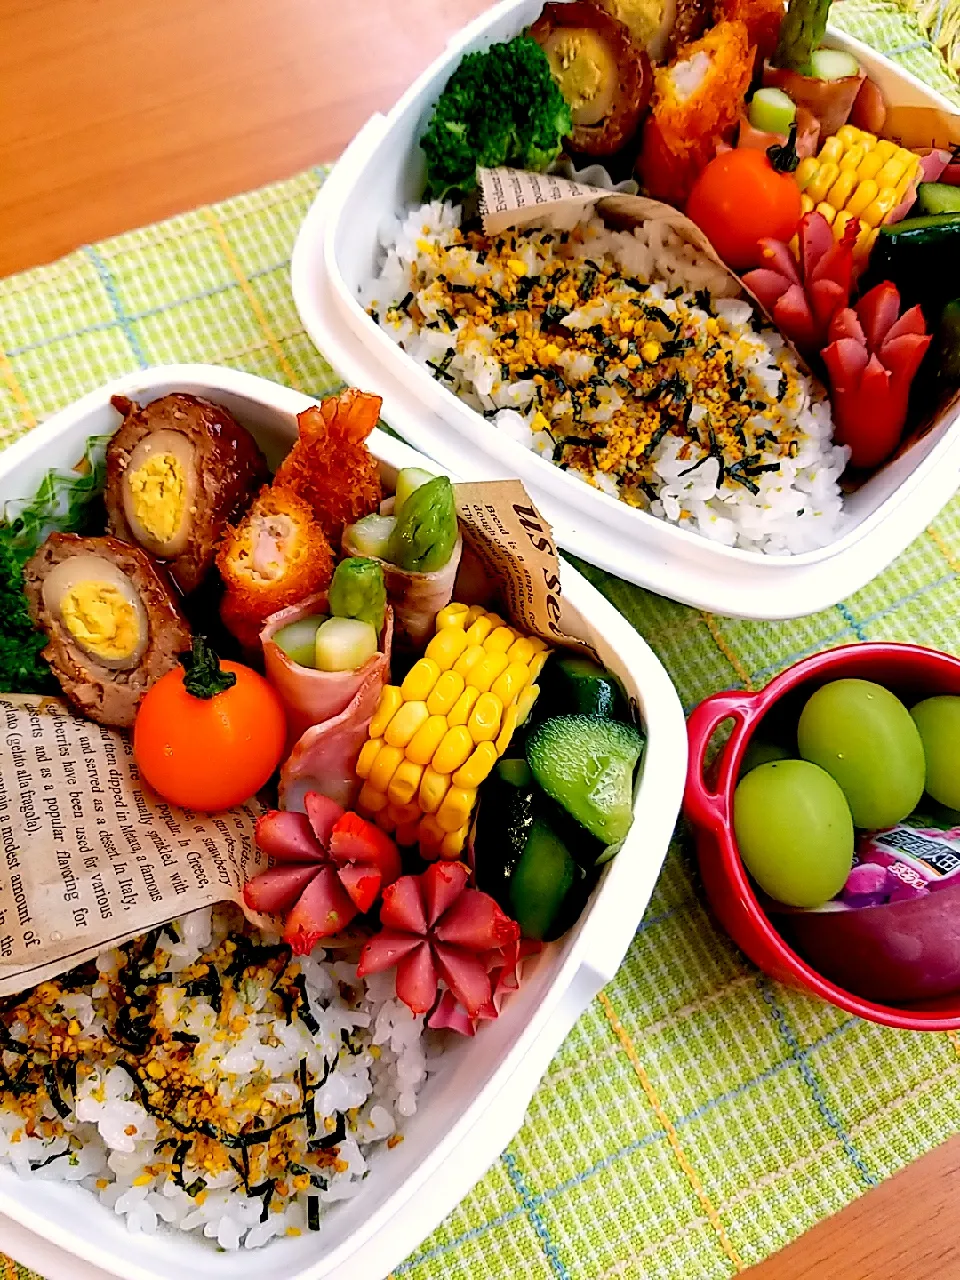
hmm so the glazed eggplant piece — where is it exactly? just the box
[105,393,268,594]
[23,533,192,728]
[531,1,652,157]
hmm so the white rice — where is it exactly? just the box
[0,906,427,1250]
[362,200,849,556]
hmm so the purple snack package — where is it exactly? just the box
[772,810,960,1003]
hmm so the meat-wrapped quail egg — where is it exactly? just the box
[121,429,198,558]
[42,555,149,669]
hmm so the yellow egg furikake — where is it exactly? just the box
[371,219,807,519]
[127,452,187,545]
[59,582,140,662]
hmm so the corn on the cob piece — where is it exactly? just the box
[356,604,549,859]
[794,125,920,261]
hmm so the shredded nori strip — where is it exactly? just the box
[541,305,567,326]
[426,350,455,382]
[694,289,712,313]
[678,455,711,478]
[661,338,695,358]
[777,373,789,400]
[43,1065,70,1119]
[184,968,222,1013]
[642,422,672,459]
[562,436,603,449]
[309,1112,346,1152]
[643,305,678,331]
[0,1024,29,1055]
[294,976,320,1035]
[308,1196,320,1231]
[185,1178,206,1199]
[665,286,684,300]
[30,1148,69,1171]
[170,1031,200,1046]
[397,292,414,314]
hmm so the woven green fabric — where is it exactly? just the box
[1,5,959,1277]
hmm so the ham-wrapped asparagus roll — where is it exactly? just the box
[342,471,462,651]
[260,559,393,811]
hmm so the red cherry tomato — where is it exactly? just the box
[686,142,804,272]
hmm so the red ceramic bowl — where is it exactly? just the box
[684,642,960,1031]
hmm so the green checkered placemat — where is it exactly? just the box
[2,3,960,1275]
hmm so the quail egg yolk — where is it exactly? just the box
[59,582,140,663]
[127,453,186,546]
[543,29,617,126]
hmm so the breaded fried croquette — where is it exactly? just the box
[273,389,383,545]
[217,486,334,651]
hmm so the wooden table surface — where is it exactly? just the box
[1,0,958,1274]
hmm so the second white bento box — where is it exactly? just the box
[291,0,960,620]
[0,364,687,1280]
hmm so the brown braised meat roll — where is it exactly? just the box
[23,534,192,728]
[531,1,652,156]
[105,393,268,594]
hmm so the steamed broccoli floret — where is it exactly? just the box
[420,34,572,200]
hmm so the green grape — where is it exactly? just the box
[733,760,854,908]
[797,679,925,829]
[911,695,960,810]
[272,615,327,668]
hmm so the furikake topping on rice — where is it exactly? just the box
[366,203,847,555]
[0,907,425,1250]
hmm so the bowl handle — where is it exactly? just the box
[685,690,763,833]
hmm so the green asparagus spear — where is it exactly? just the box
[774,0,832,75]
[328,557,387,634]
[387,476,459,573]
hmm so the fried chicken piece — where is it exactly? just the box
[217,486,335,652]
[273,389,384,546]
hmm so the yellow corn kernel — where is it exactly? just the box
[875,154,911,189]
[466,604,491,624]
[419,768,450,814]
[433,725,474,773]
[516,683,540,725]
[873,138,898,161]
[401,658,441,702]
[805,163,839,203]
[837,143,867,173]
[425,627,468,669]
[529,649,550,681]
[369,687,403,739]
[436,603,470,630]
[491,661,531,706]
[814,202,836,226]
[468,651,510,693]
[369,744,405,793]
[448,686,480,726]
[485,626,516,653]
[452,644,486,678]
[358,782,388,814]
[355,737,383,780]
[468,692,503,742]
[506,636,537,665]
[835,124,862,147]
[856,226,879,259]
[817,135,845,165]
[406,714,449,765]
[894,164,920,204]
[387,759,424,805]
[394,820,420,847]
[845,178,880,218]
[426,669,465,717]
[495,703,520,755]
[384,700,429,748]
[860,188,900,227]
[441,826,469,859]
[465,615,495,646]
[453,741,499,789]
[825,169,857,211]
[832,210,860,242]
[418,814,446,855]
[435,786,476,833]
[374,808,397,833]
[386,800,422,827]
[799,194,814,216]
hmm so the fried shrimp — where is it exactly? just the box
[218,486,335,651]
[274,390,384,545]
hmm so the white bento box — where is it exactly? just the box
[0,365,688,1280]
[291,0,960,620]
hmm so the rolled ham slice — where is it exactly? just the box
[278,669,386,813]
[261,591,393,745]
[341,503,462,651]
[763,63,865,139]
